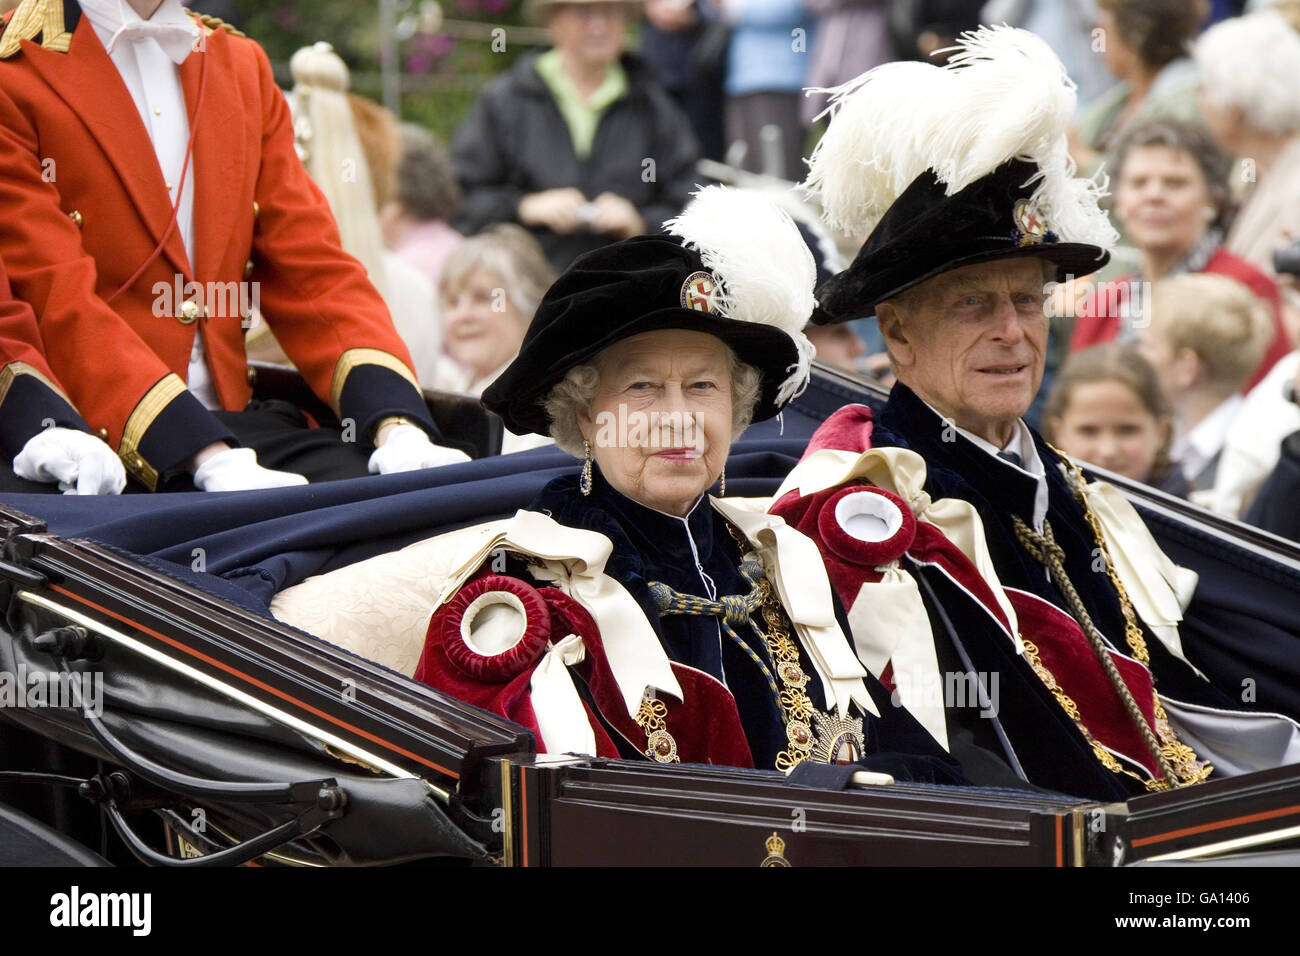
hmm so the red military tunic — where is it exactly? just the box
[0,252,92,461]
[0,0,435,488]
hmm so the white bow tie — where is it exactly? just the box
[106,19,199,64]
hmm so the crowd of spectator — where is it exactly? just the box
[272,0,1300,543]
[5,0,1300,539]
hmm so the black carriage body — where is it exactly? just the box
[3,365,1300,867]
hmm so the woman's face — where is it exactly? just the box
[1097,8,1142,81]
[578,329,735,518]
[1050,379,1167,481]
[1114,146,1215,260]
[441,267,527,381]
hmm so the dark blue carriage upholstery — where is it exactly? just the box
[4,369,1299,719]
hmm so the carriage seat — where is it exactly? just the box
[247,361,505,460]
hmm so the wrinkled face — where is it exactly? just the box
[440,267,528,380]
[1050,380,1167,481]
[1114,146,1214,259]
[547,2,627,67]
[578,329,734,518]
[805,323,867,372]
[878,258,1051,446]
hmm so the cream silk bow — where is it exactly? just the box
[106,18,199,64]
[774,446,1023,649]
[1075,474,1198,665]
[847,565,948,750]
[530,634,598,756]
[435,510,683,719]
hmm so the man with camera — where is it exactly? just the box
[451,0,699,272]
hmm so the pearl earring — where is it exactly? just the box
[580,440,593,496]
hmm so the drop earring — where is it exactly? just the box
[718,466,726,497]
[580,440,593,496]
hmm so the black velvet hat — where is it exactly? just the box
[814,159,1112,322]
[483,188,817,437]
[803,25,1119,324]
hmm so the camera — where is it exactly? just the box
[1274,236,1300,277]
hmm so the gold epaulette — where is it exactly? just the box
[0,0,73,59]
[185,9,248,39]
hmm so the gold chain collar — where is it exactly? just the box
[1013,450,1211,791]
[634,525,866,770]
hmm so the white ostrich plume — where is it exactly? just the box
[664,185,818,405]
[803,24,1117,249]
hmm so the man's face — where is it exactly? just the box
[877,258,1051,445]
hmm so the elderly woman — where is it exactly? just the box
[1194,8,1300,278]
[433,225,555,398]
[414,187,958,779]
[1068,119,1290,391]
[432,224,557,454]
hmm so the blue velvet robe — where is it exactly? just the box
[871,384,1251,798]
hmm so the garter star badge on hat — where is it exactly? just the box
[680,270,721,313]
[1014,199,1049,246]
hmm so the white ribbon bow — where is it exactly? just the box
[712,497,880,719]
[530,634,597,756]
[434,511,683,719]
[1074,472,1198,666]
[846,564,948,750]
[106,18,200,64]
[775,446,1023,649]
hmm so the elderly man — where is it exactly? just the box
[783,26,1300,799]
[0,0,467,494]
[451,0,699,272]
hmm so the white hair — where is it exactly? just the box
[1194,10,1300,136]
[543,347,763,457]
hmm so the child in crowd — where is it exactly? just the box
[1136,274,1273,499]
[1045,344,1186,497]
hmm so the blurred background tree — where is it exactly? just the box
[231,0,544,142]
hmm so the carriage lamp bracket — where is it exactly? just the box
[30,623,103,662]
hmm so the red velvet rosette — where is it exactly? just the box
[815,485,917,568]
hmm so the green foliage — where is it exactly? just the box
[230,0,537,142]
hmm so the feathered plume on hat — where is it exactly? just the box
[664,185,819,406]
[803,25,1117,250]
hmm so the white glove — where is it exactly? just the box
[13,427,126,495]
[192,447,308,492]
[368,423,471,474]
